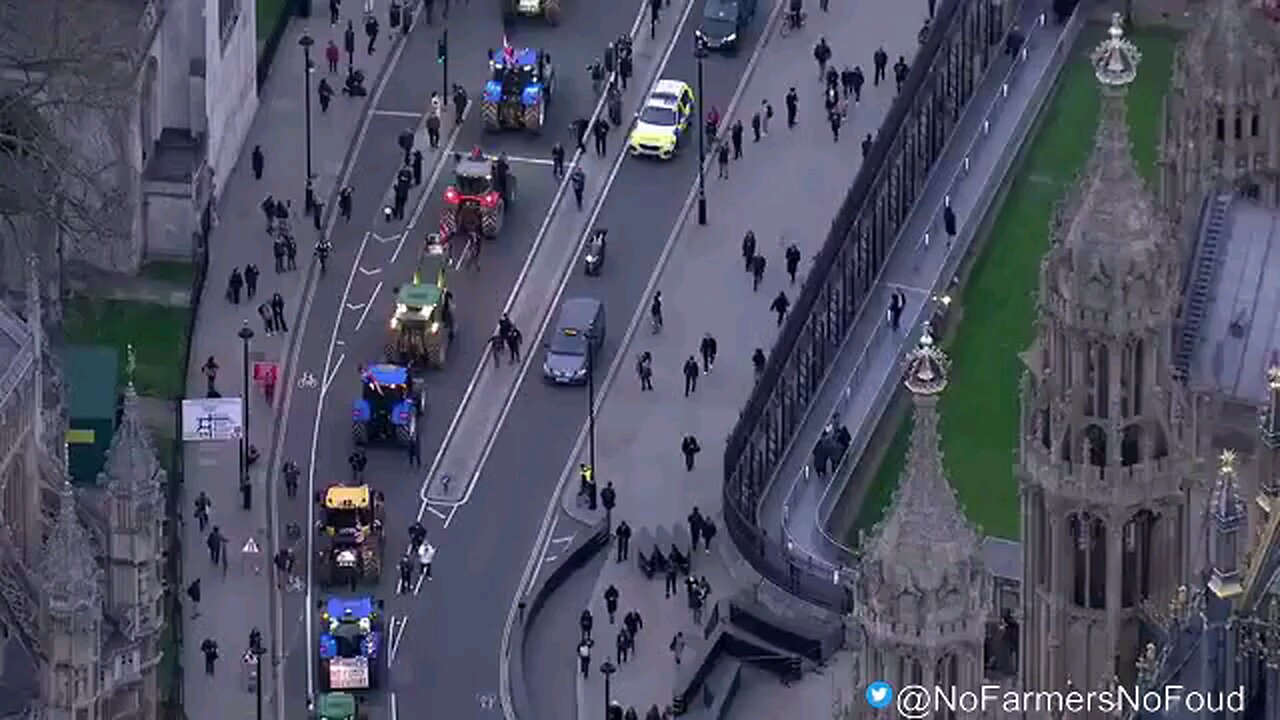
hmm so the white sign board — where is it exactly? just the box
[181,397,244,441]
[328,658,370,689]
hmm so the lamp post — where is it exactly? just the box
[694,35,708,226]
[600,660,617,718]
[299,34,316,183]
[238,322,254,496]
[587,329,598,483]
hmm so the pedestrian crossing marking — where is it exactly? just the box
[242,537,261,554]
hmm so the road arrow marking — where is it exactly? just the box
[550,535,575,547]
[345,302,366,311]
[372,232,403,244]
[358,266,382,276]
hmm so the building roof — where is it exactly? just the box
[0,635,38,718]
[100,384,164,503]
[64,345,119,419]
[0,306,22,386]
[1189,200,1280,405]
[39,483,103,615]
[1173,0,1280,97]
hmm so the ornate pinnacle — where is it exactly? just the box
[1091,13,1142,87]
[125,343,137,391]
[1220,449,1238,475]
[903,323,951,396]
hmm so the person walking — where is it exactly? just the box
[813,38,832,80]
[716,142,730,179]
[649,0,661,38]
[750,254,766,292]
[862,132,874,159]
[888,289,905,331]
[551,143,566,179]
[873,46,888,85]
[326,40,340,73]
[194,490,212,531]
[187,578,202,619]
[580,609,594,642]
[227,267,244,304]
[339,186,353,221]
[751,112,762,142]
[894,55,910,92]
[273,238,286,273]
[578,639,592,678]
[762,99,773,134]
[570,117,589,152]
[851,65,865,102]
[201,638,219,675]
[699,333,717,373]
[785,88,799,129]
[688,507,704,551]
[283,461,300,498]
[784,243,801,284]
[258,302,275,335]
[201,356,219,396]
[271,292,288,332]
[329,0,341,24]
[680,435,701,471]
[702,518,717,554]
[829,108,842,142]
[506,325,523,364]
[244,263,259,299]
[682,356,699,396]
[635,351,653,391]
[412,149,424,185]
[664,561,679,598]
[670,632,686,665]
[604,584,620,624]
[943,201,957,245]
[624,610,643,648]
[251,145,265,180]
[592,117,610,157]
[365,14,380,54]
[730,120,743,159]
[570,167,586,210]
[344,20,356,66]
[615,520,631,561]
[616,628,630,664]
[741,230,756,271]
[771,291,790,326]
[207,526,226,565]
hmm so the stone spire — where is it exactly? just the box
[1180,0,1279,96]
[1262,354,1280,449]
[1209,450,1246,600]
[863,325,981,587]
[99,344,165,501]
[40,480,102,617]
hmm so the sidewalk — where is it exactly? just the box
[179,5,412,717]
[560,0,927,714]
[768,1,1072,574]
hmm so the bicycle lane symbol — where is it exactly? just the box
[298,372,319,389]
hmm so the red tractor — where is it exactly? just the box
[439,149,517,242]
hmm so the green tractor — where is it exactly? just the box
[314,692,364,720]
[387,235,454,370]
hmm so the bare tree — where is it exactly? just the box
[0,0,142,293]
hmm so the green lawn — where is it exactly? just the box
[63,297,190,400]
[846,27,1179,545]
[257,0,291,43]
[140,261,196,287]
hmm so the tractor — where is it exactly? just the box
[350,364,424,446]
[500,0,562,26]
[317,596,385,692]
[481,44,555,132]
[315,484,385,587]
[387,235,454,370]
[439,148,517,242]
[313,692,364,720]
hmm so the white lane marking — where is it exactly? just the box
[406,106,475,231]
[372,231,403,244]
[426,0,700,520]
[336,339,346,346]
[883,282,932,295]
[345,302,367,311]
[411,563,430,596]
[390,692,399,720]
[498,0,786,715]
[374,109,424,118]
[541,555,559,564]
[358,266,383,276]
[389,615,408,663]
[441,503,460,529]
[322,353,346,396]
[390,230,411,264]
[353,281,382,332]
[550,535,575,547]
[425,505,448,520]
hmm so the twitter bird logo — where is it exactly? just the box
[865,681,893,709]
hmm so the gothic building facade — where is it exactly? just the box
[0,274,165,718]
[856,327,992,718]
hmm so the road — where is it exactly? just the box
[270,2,645,717]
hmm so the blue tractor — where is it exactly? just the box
[481,44,555,133]
[317,596,385,692]
[350,364,424,446]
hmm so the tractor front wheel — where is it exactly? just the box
[523,99,545,133]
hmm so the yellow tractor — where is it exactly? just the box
[315,485,385,587]
[388,235,454,370]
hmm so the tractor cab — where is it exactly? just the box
[440,150,515,240]
[317,597,384,691]
[314,692,361,720]
[315,485,385,586]
[317,485,380,537]
[481,44,554,132]
[351,364,422,446]
[388,238,453,368]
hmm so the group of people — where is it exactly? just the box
[488,312,525,367]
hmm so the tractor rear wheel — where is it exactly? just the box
[481,100,500,131]
[523,100,545,133]
[352,422,368,446]
[481,203,504,238]
[362,548,381,581]
[440,207,458,238]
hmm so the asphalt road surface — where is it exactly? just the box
[524,551,606,720]
[272,2,641,717]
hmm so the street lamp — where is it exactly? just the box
[694,35,708,226]
[299,33,316,184]
[587,328,598,495]
[238,322,255,503]
[600,660,618,718]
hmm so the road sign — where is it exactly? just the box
[181,397,244,441]
[242,537,260,554]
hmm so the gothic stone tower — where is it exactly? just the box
[1161,0,1280,232]
[39,483,104,720]
[1019,15,1194,704]
[857,326,991,719]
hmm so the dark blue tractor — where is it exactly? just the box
[351,364,424,446]
[481,45,555,133]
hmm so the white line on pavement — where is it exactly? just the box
[425,505,447,520]
[374,109,425,118]
[542,555,558,564]
[322,352,346,396]
[550,535,575,546]
[390,230,411,264]
[358,265,383,276]
[389,615,408,663]
[884,282,932,295]
[371,231,403,244]
[390,692,399,720]
[353,281,382,332]
[344,302,367,311]
[406,107,475,231]
[496,155,554,166]
[441,503,459,529]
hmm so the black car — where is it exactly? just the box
[696,0,756,53]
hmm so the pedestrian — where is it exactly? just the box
[339,186,353,222]
[829,109,842,142]
[604,584,620,623]
[418,116,438,151]
[615,520,632,562]
[716,142,729,179]
[348,448,367,481]
[862,132,873,159]
[751,254,766,292]
[889,290,905,331]
[762,100,773,134]
[699,333,717,373]
[201,356,219,396]
[691,583,704,623]
[580,609,594,642]
[365,14,380,54]
[316,76,334,113]
[664,561,679,598]
[283,460,300,498]
[255,301,274,335]
[452,84,468,124]
[398,128,414,165]
[273,238,286,273]
[943,201,957,244]
[207,526,226,565]
[616,628,630,663]
[551,143,566,179]
[741,230,756,271]
[649,0,660,38]
[241,263,258,299]
[624,610,643,646]
[271,292,288,333]
[240,476,253,510]
[326,40,341,74]
[344,20,356,65]
[398,554,413,594]
[601,480,616,516]
[771,291,790,326]
[895,56,910,92]
[705,106,720,143]
[187,578,202,619]
[488,331,505,368]
[851,65,865,101]
[751,112,761,142]
[825,65,839,95]
[571,117,589,152]
[570,167,586,209]
[408,433,422,466]
[752,348,766,377]
[683,356,699,396]
[592,117,610,157]
[227,267,243,303]
[873,46,888,85]
[650,291,663,331]
[681,434,701,472]
[578,639,592,678]
[261,194,276,230]
[784,244,801,284]
[409,149,423,185]
[813,38,831,79]
[201,638,219,675]
[702,518,717,554]
[688,507,704,551]
[251,145,265,180]
[785,88,798,129]
[401,3,413,33]
[636,351,653,391]
[194,490,212,531]
[506,325,523,364]
[670,632,686,665]
[839,65,853,97]
[417,540,435,579]
[619,52,633,90]
[287,237,299,268]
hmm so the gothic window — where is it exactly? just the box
[936,654,959,720]
[1085,342,1109,419]
[1120,424,1142,467]
[1070,514,1108,609]
[1252,113,1261,137]
[1131,339,1144,416]
[1234,114,1243,140]
[1059,426,1073,463]
[898,656,924,685]
[1039,408,1051,450]
[1121,510,1155,607]
[1216,112,1225,142]
[1083,424,1107,467]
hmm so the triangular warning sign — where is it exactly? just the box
[242,537,260,554]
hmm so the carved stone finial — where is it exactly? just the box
[1220,449,1238,475]
[903,323,951,396]
[125,343,137,391]
[1091,13,1142,87]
